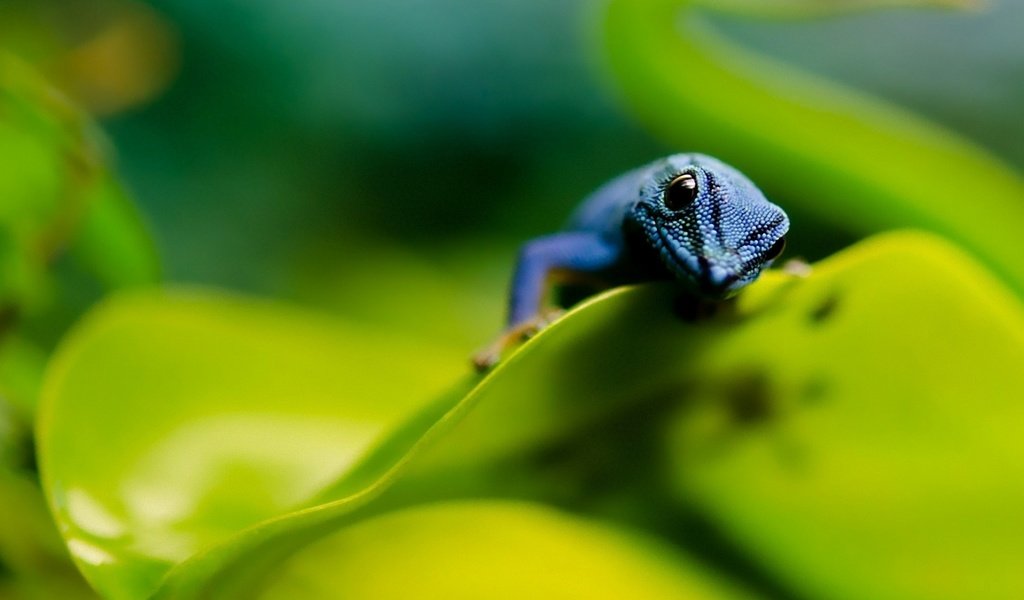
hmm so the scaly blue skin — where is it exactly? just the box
[476,153,789,369]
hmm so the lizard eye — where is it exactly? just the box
[765,236,786,261]
[664,174,698,210]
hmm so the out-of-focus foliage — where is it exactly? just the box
[0,54,158,406]
[0,472,96,599]
[7,0,1021,298]
[0,54,156,599]
[257,501,749,600]
[0,0,179,116]
[38,233,1024,599]
[604,0,1024,297]
[721,2,1024,170]
[287,236,508,350]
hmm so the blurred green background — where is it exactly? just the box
[5,0,1024,300]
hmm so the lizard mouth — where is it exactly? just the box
[652,224,740,298]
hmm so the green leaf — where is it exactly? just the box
[39,231,1024,598]
[416,231,1024,600]
[257,501,749,600]
[0,334,47,418]
[0,53,158,416]
[69,168,160,291]
[661,250,1024,598]
[0,52,158,314]
[38,291,466,599]
[287,235,510,350]
[695,0,978,19]
[415,229,1023,598]
[602,0,1024,296]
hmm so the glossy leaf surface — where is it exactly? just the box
[39,292,466,598]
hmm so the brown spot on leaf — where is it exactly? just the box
[809,292,840,324]
[726,371,775,425]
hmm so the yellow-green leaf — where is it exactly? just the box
[663,244,1024,599]
[38,232,1024,599]
[39,291,465,599]
[258,501,749,600]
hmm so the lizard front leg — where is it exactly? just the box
[472,232,621,371]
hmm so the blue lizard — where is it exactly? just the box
[474,153,789,370]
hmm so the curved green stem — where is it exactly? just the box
[604,0,1024,294]
[697,0,981,20]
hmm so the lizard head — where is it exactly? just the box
[629,154,789,298]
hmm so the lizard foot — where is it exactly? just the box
[471,309,565,372]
